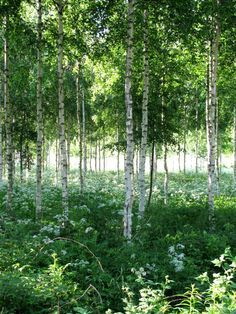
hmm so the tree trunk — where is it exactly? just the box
[36,0,43,220]
[98,140,101,172]
[103,137,105,172]
[4,16,13,210]
[89,142,92,171]
[95,141,97,172]
[178,142,181,173]
[55,138,59,184]
[195,93,199,173]
[82,88,87,176]
[163,142,168,205]
[138,9,149,217]
[215,99,220,195]
[147,140,155,208]
[183,105,187,174]
[124,0,135,241]
[67,127,70,174]
[57,1,68,219]
[207,10,220,227]
[76,61,84,192]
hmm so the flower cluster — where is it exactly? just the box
[40,224,60,236]
[168,243,185,272]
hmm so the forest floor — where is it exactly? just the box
[0,171,235,313]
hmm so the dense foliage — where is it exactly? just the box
[0,171,235,313]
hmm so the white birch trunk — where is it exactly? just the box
[98,140,101,172]
[95,143,97,172]
[36,0,43,219]
[207,10,220,226]
[103,137,105,172]
[82,88,87,176]
[215,99,220,195]
[76,61,84,192]
[124,0,135,241]
[67,127,70,173]
[183,105,187,174]
[138,9,149,216]
[163,142,168,205]
[56,1,68,218]
[195,93,199,173]
[4,16,13,210]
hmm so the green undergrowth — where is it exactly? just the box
[0,171,235,313]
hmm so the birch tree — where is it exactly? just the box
[124,0,135,241]
[55,0,69,219]
[138,8,149,217]
[206,1,220,226]
[76,60,84,192]
[36,0,43,219]
[4,16,13,210]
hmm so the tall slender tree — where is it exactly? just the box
[55,0,69,219]
[4,16,13,210]
[76,60,84,192]
[36,0,43,219]
[206,0,220,226]
[124,0,135,241]
[138,8,149,217]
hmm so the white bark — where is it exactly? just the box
[163,142,168,205]
[103,137,105,171]
[207,9,220,226]
[98,140,101,171]
[4,16,13,210]
[215,99,220,195]
[124,0,135,241]
[82,87,87,176]
[183,105,187,174]
[67,127,70,173]
[138,9,149,216]
[195,93,199,173]
[36,0,43,219]
[57,1,68,218]
[76,61,84,192]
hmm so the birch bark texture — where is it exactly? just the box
[124,0,135,241]
[138,9,149,216]
[36,0,43,219]
[206,4,220,226]
[4,16,13,210]
[76,61,84,193]
[56,0,69,219]
[195,93,199,173]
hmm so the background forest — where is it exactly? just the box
[0,0,235,313]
